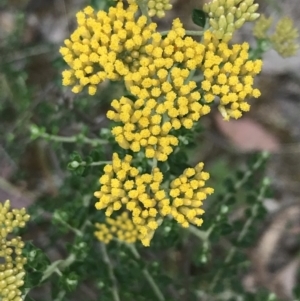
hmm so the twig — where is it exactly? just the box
[126,244,165,301]
[1,45,55,64]
[100,243,121,301]
[136,0,151,23]
[160,30,204,37]
[187,225,207,241]
[71,161,112,168]
[32,129,108,146]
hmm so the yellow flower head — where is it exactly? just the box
[0,200,30,301]
[60,3,157,95]
[108,67,211,160]
[200,31,262,120]
[169,163,214,228]
[253,14,273,39]
[94,153,167,245]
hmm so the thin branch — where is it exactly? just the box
[33,130,108,146]
[127,244,165,301]
[100,243,121,301]
[78,160,112,167]
[160,30,204,37]
[1,45,55,64]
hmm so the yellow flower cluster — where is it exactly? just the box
[107,67,211,160]
[94,212,144,244]
[201,31,262,120]
[203,0,260,42]
[60,3,157,95]
[270,17,299,58]
[94,153,168,246]
[108,96,179,162]
[0,200,30,301]
[169,163,214,227]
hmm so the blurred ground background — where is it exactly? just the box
[0,0,300,300]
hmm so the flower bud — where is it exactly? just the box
[218,15,227,29]
[240,2,248,13]
[245,0,254,6]
[209,19,219,30]
[235,18,245,29]
[247,3,259,13]
[226,12,234,24]
[215,6,225,17]
[210,0,220,13]
[225,0,235,9]
[249,13,260,21]
[235,8,242,18]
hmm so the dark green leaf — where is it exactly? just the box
[192,9,207,28]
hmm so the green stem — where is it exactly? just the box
[40,218,89,282]
[41,253,76,282]
[31,127,108,146]
[160,30,204,37]
[53,212,83,237]
[78,161,112,167]
[127,244,165,301]
[136,0,151,23]
[100,243,121,301]
[188,225,208,241]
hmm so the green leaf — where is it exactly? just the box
[59,272,79,292]
[90,149,104,161]
[223,178,236,193]
[220,223,233,235]
[23,242,51,287]
[69,151,82,163]
[158,161,170,174]
[226,196,236,205]
[192,9,207,28]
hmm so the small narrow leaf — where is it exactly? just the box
[192,9,207,28]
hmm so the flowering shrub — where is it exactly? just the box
[1,0,299,300]
[58,0,266,248]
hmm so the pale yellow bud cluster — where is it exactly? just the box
[60,3,157,95]
[252,14,273,39]
[94,153,170,246]
[0,200,30,301]
[95,212,144,244]
[270,17,299,58]
[148,0,172,18]
[201,31,262,120]
[169,163,214,228]
[203,0,260,42]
